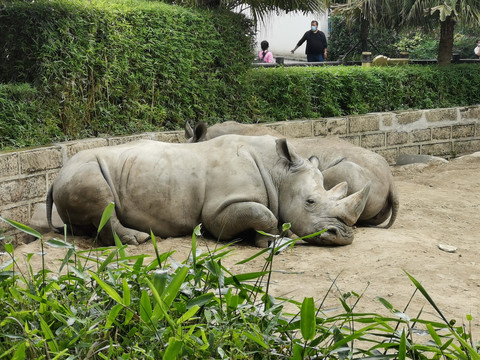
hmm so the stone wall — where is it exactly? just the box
[1,105,480,244]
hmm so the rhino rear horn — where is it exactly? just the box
[337,181,371,226]
[328,181,348,200]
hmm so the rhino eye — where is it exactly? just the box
[306,199,315,205]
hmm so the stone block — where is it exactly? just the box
[387,131,409,145]
[0,152,19,177]
[0,205,29,231]
[431,126,451,140]
[0,175,47,204]
[398,146,421,156]
[409,129,431,143]
[19,147,62,174]
[421,142,453,157]
[340,135,361,146]
[395,111,423,125]
[380,113,395,127]
[425,108,458,123]
[151,131,184,143]
[282,121,313,138]
[453,140,480,156]
[452,124,475,139]
[361,133,385,148]
[108,135,145,146]
[459,106,480,120]
[349,115,380,133]
[63,138,108,159]
[375,148,397,165]
[326,117,347,135]
[267,122,286,136]
[312,120,327,136]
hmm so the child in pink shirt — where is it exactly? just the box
[258,40,274,63]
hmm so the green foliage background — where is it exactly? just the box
[328,15,479,61]
[0,0,255,147]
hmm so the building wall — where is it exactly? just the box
[1,106,480,244]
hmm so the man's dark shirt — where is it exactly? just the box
[296,30,328,55]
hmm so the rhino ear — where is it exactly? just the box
[328,181,348,200]
[185,122,208,143]
[276,139,303,166]
[184,121,194,140]
[309,155,320,169]
[336,181,371,226]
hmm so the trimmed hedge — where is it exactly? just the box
[0,0,254,147]
[245,64,480,122]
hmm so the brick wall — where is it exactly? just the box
[1,105,479,244]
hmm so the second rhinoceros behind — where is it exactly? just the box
[47,135,370,247]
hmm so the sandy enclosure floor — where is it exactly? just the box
[5,153,480,338]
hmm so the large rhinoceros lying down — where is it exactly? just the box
[186,121,398,228]
[47,135,371,247]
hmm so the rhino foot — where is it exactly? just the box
[120,232,150,245]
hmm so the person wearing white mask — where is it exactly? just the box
[291,20,328,62]
[475,39,480,58]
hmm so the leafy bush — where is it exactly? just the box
[246,64,480,122]
[1,213,479,359]
[0,0,255,144]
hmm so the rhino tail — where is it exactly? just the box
[46,185,63,233]
[383,184,399,228]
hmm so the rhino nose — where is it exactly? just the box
[321,226,354,246]
[325,227,338,237]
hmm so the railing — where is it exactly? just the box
[252,55,480,67]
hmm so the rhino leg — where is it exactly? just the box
[97,210,151,245]
[204,202,279,248]
[53,162,151,246]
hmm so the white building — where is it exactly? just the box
[253,11,329,59]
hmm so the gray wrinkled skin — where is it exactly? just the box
[47,135,370,247]
[185,121,398,228]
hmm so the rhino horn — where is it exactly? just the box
[328,181,348,200]
[336,181,371,226]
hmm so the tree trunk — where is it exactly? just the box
[437,16,455,66]
[360,17,370,52]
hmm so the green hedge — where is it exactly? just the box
[0,0,254,148]
[245,64,480,122]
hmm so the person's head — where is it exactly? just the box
[477,39,480,46]
[260,40,269,51]
[311,20,318,32]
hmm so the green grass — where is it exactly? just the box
[0,211,479,359]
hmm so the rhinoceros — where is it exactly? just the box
[46,135,371,247]
[185,121,398,228]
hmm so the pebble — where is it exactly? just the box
[438,244,457,253]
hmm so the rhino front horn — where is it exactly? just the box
[336,181,371,226]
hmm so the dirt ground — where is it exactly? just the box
[5,152,480,338]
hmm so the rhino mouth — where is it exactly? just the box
[303,221,354,246]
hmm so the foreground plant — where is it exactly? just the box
[0,211,478,359]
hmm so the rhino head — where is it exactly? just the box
[275,139,370,246]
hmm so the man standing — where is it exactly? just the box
[291,20,328,62]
